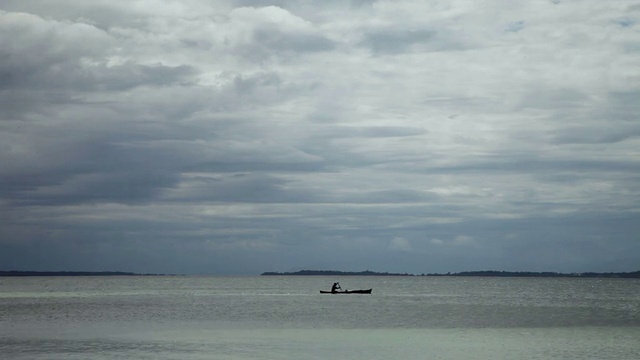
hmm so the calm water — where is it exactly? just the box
[1,276,639,359]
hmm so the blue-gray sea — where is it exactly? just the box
[1,276,639,359]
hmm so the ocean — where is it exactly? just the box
[1,275,639,359]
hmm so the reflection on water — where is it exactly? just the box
[1,276,639,359]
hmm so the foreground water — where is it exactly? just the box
[1,276,639,359]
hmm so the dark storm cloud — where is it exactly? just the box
[1,61,198,91]
[1,139,181,206]
[164,173,318,203]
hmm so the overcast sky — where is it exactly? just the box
[1,0,638,275]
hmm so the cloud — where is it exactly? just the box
[429,236,475,247]
[505,21,525,33]
[0,11,112,87]
[360,28,439,54]
[227,6,337,61]
[389,237,412,252]
[1,0,639,274]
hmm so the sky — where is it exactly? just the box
[1,0,639,275]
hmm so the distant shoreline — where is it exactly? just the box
[261,269,640,278]
[0,271,171,277]
[2,269,638,278]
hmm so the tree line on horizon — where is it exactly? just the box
[1,269,638,278]
[261,269,640,278]
[0,271,168,277]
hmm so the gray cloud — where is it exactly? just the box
[252,25,336,53]
[1,0,638,275]
[360,28,439,54]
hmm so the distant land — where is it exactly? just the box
[2,270,638,278]
[0,271,170,277]
[261,269,640,278]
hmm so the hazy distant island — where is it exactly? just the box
[262,269,412,276]
[261,269,640,278]
[0,271,171,277]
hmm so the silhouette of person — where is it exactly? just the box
[331,282,341,293]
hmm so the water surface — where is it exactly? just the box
[1,276,639,359]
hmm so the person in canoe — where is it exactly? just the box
[331,282,341,293]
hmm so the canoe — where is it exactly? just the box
[319,289,372,294]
